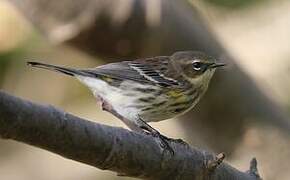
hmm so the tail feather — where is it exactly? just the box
[27,61,87,77]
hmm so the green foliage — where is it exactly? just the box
[0,32,43,86]
[204,0,264,9]
[0,48,26,85]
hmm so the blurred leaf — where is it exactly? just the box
[0,49,24,85]
[204,0,263,9]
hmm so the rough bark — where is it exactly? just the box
[0,90,261,180]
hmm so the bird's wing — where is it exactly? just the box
[82,56,180,87]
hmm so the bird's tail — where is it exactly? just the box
[27,62,88,77]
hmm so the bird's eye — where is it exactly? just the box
[192,61,202,71]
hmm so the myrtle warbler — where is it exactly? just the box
[28,51,225,154]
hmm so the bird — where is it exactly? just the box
[27,51,225,154]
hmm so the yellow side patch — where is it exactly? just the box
[167,89,189,103]
[167,90,182,98]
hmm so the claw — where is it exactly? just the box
[151,132,174,155]
[160,135,188,145]
[136,118,176,155]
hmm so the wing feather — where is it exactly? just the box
[82,56,179,87]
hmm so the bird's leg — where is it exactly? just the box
[100,99,177,154]
[137,118,188,146]
[100,99,145,132]
[136,117,174,155]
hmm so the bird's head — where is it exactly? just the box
[170,51,225,88]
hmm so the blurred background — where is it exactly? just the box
[0,0,290,179]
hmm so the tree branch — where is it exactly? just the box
[0,90,261,179]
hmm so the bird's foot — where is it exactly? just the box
[150,131,174,155]
[136,117,176,155]
[159,135,188,146]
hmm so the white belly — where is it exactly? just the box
[76,76,162,122]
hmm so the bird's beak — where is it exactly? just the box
[209,62,226,69]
